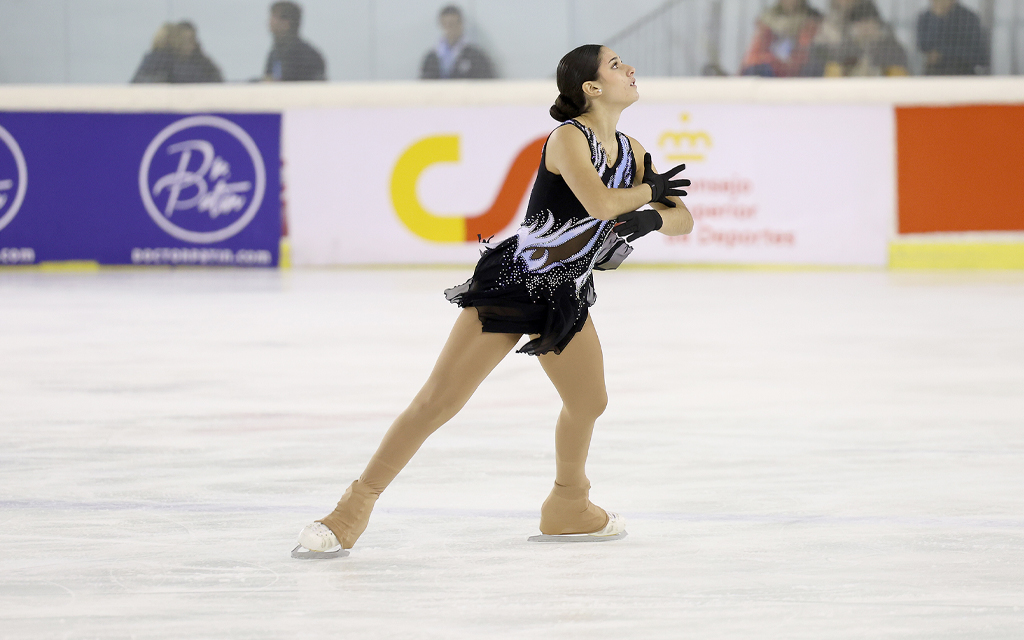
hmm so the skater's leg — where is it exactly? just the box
[538,316,608,488]
[315,308,519,549]
[359,308,521,492]
[535,316,611,535]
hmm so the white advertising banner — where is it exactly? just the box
[284,103,893,266]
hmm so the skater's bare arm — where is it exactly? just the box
[546,125,653,221]
[628,136,693,236]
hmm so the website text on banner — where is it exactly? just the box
[0,113,281,267]
[284,104,893,267]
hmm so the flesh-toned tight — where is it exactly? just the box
[318,308,610,548]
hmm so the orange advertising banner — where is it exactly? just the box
[896,105,1024,234]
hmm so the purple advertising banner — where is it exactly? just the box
[0,112,280,267]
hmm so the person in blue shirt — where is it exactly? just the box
[263,1,326,82]
[420,5,495,79]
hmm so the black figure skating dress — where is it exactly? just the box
[445,119,636,356]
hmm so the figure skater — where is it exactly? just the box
[293,44,693,557]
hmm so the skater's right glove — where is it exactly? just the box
[642,152,689,208]
[614,209,663,242]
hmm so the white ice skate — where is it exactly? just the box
[291,522,350,559]
[528,512,628,543]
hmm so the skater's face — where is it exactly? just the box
[590,47,638,107]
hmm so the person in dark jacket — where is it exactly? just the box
[132,23,176,83]
[916,0,987,75]
[132,22,222,84]
[169,22,223,83]
[263,1,326,81]
[421,5,495,79]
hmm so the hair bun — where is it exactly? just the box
[550,45,603,121]
[549,93,582,122]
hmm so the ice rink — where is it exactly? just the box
[2,266,1023,639]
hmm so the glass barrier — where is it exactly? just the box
[0,0,1018,83]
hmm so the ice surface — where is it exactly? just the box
[1,267,1023,639]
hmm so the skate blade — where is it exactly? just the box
[527,531,627,543]
[291,544,350,559]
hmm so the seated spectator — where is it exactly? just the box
[132,22,222,83]
[132,23,176,83]
[803,0,863,76]
[421,5,495,79]
[823,2,909,76]
[740,0,821,77]
[168,22,223,83]
[264,1,326,81]
[917,0,987,75]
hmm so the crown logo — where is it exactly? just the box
[658,113,712,162]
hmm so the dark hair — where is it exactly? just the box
[271,1,302,34]
[550,44,604,122]
[439,5,462,20]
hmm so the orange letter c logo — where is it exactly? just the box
[390,134,546,242]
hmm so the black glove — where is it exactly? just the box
[614,209,662,242]
[642,152,689,208]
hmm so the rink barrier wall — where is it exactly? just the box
[896,105,1024,234]
[1,78,1023,270]
[0,112,282,267]
[282,103,894,267]
[2,77,1024,111]
[889,242,1024,269]
[893,101,1024,269]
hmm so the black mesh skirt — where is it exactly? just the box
[444,240,590,357]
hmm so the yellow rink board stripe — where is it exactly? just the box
[278,238,292,269]
[890,242,1024,269]
[37,261,101,272]
[5,245,1023,271]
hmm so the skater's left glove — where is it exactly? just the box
[641,152,688,208]
[614,209,663,242]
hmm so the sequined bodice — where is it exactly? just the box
[509,119,636,299]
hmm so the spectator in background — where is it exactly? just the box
[917,0,987,75]
[132,23,175,83]
[131,22,222,83]
[740,0,821,77]
[803,0,863,75]
[421,5,495,79]
[263,1,326,81]
[169,22,223,82]
[821,2,908,76]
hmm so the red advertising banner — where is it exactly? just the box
[897,105,1024,234]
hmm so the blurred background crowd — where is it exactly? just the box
[738,0,984,77]
[0,0,1017,83]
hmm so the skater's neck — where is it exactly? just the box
[574,105,621,150]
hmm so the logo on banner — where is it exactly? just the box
[0,124,28,233]
[139,115,266,244]
[658,113,712,163]
[390,134,545,243]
